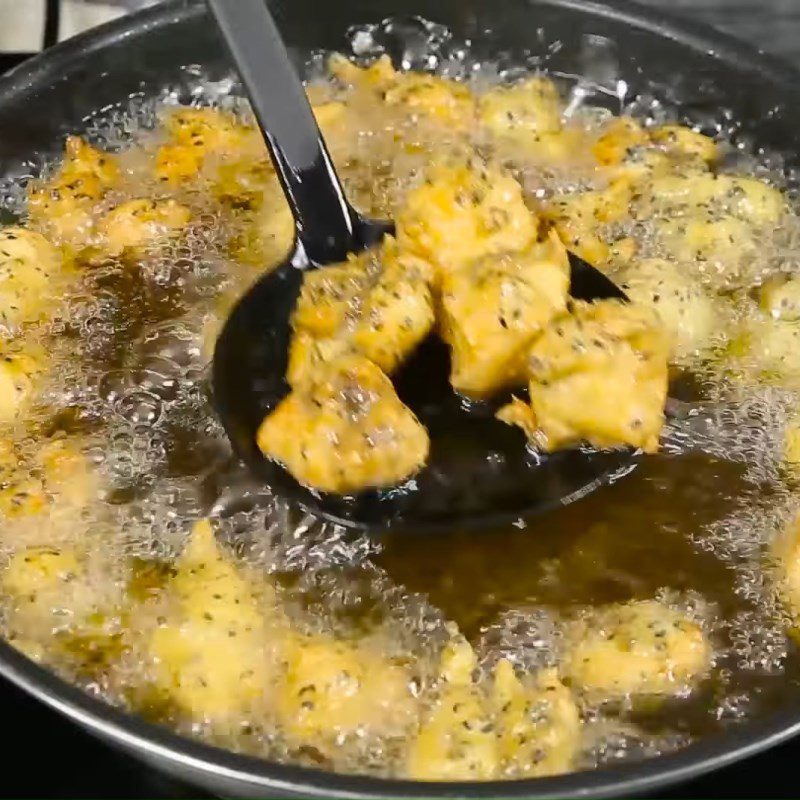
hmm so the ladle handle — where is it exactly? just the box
[207,0,359,264]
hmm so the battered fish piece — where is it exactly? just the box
[498,300,669,453]
[564,599,712,698]
[257,356,429,494]
[396,162,537,279]
[440,231,570,398]
[287,241,434,386]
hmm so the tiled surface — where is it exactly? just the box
[0,0,159,51]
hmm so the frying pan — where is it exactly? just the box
[1,0,800,796]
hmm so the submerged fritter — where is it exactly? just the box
[439,231,570,398]
[761,275,800,322]
[491,660,580,779]
[27,136,119,244]
[407,636,498,781]
[499,300,670,453]
[3,543,121,662]
[330,53,476,129]
[0,342,48,424]
[774,514,800,623]
[407,634,579,781]
[477,75,598,169]
[0,435,99,525]
[277,634,417,752]
[0,227,65,331]
[479,76,562,140]
[148,519,279,726]
[154,107,258,186]
[544,179,632,268]
[614,257,724,358]
[642,173,785,225]
[593,118,717,179]
[229,176,296,269]
[97,198,191,258]
[733,299,800,387]
[564,599,712,698]
[257,356,429,494]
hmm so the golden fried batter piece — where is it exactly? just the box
[408,633,579,780]
[257,355,429,494]
[396,162,537,280]
[288,240,434,386]
[148,519,279,726]
[28,136,119,244]
[614,257,723,358]
[564,599,711,698]
[97,198,191,257]
[0,227,64,330]
[154,107,257,186]
[330,54,475,129]
[499,300,669,453]
[439,231,570,398]
[276,634,416,752]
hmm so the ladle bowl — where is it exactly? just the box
[209,0,634,531]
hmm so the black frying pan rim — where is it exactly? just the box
[1,0,800,796]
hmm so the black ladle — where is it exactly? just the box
[208,0,634,533]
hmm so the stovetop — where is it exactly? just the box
[3,0,800,793]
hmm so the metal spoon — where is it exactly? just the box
[208,0,634,532]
